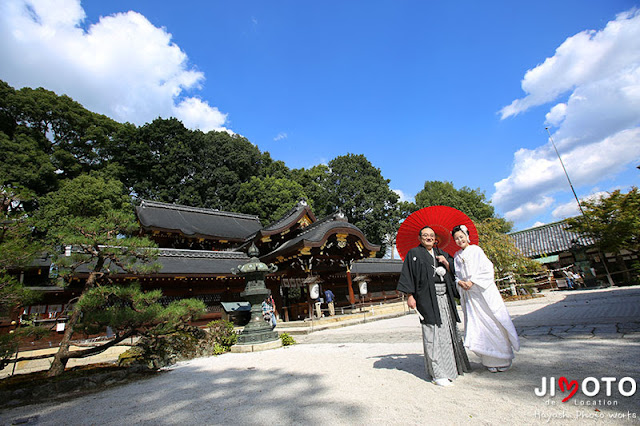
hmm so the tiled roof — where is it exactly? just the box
[351,258,403,275]
[76,248,250,276]
[136,200,262,241]
[509,220,594,258]
[155,249,250,275]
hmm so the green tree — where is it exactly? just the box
[566,187,639,256]
[290,164,332,216]
[193,130,268,210]
[325,154,400,254]
[0,79,123,197]
[75,284,205,340]
[566,187,640,283]
[30,173,186,376]
[107,118,196,204]
[0,80,120,183]
[0,184,46,368]
[414,181,512,233]
[259,152,291,179]
[108,119,272,211]
[0,131,58,196]
[233,176,308,225]
[478,218,543,283]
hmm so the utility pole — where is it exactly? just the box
[545,128,614,287]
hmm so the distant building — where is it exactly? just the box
[509,220,638,288]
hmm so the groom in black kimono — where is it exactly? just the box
[397,225,470,386]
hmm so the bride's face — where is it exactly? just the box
[454,230,469,249]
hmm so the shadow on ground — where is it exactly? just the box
[1,362,365,425]
[513,286,640,327]
[369,353,483,381]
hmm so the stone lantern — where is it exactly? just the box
[231,243,280,350]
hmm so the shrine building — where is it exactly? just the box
[14,199,404,329]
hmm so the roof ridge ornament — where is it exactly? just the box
[247,242,259,258]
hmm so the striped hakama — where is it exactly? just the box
[421,283,471,380]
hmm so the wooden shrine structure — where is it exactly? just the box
[12,199,404,329]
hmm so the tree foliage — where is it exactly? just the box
[34,173,158,275]
[412,181,512,233]
[105,117,284,210]
[0,185,46,368]
[232,176,307,225]
[566,187,640,256]
[76,284,205,337]
[290,165,332,216]
[477,218,543,282]
[32,173,166,376]
[0,185,43,313]
[0,80,121,192]
[324,154,400,253]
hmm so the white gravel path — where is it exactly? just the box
[1,289,639,425]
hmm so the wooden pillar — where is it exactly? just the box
[346,268,355,305]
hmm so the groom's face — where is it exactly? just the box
[419,228,436,250]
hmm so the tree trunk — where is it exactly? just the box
[45,305,81,377]
[47,261,103,377]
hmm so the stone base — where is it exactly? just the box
[230,339,282,353]
[237,327,279,345]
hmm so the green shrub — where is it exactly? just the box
[118,346,145,367]
[207,319,237,348]
[213,343,227,355]
[280,332,295,346]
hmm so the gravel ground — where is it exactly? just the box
[1,288,639,425]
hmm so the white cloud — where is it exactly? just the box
[500,9,640,119]
[495,128,640,222]
[503,196,554,223]
[551,200,581,220]
[551,190,610,220]
[545,103,567,127]
[0,0,230,132]
[393,189,413,203]
[493,9,640,225]
[174,98,229,133]
[531,221,546,228]
[274,132,288,141]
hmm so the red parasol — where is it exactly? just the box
[396,206,478,259]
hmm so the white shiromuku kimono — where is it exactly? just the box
[453,245,520,366]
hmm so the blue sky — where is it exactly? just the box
[1,0,639,231]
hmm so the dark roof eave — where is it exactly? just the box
[140,225,248,242]
[260,204,318,236]
[261,226,380,262]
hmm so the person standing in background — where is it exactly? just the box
[324,289,335,316]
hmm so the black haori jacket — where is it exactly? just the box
[397,245,461,326]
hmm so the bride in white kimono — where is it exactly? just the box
[451,225,520,372]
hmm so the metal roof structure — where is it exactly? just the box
[509,220,594,258]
